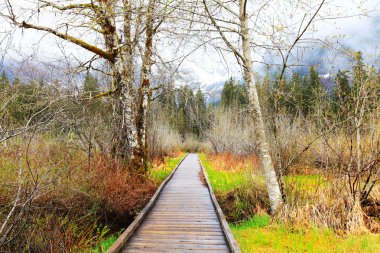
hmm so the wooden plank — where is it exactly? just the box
[198,155,242,253]
[130,234,227,240]
[106,154,188,253]
[110,153,240,253]
[124,243,229,250]
[124,249,229,253]
[129,238,227,245]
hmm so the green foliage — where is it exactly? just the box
[221,78,248,108]
[92,230,122,253]
[255,56,379,122]
[285,73,304,115]
[82,72,103,115]
[257,66,327,118]
[332,70,351,118]
[352,51,367,95]
[158,84,177,125]
[4,77,54,126]
[305,65,323,116]
[157,85,209,139]
[195,88,208,136]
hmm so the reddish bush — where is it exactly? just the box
[89,155,157,215]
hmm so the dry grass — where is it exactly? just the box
[201,152,380,233]
[0,136,182,252]
[207,153,259,172]
[202,152,380,252]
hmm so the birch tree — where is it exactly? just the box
[0,0,174,170]
[201,0,338,211]
[202,0,283,212]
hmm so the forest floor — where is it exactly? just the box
[199,153,380,253]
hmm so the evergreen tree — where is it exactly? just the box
[332,70,351,119]
[9,77,45,125]
[158,84,177,126]
[257,73,273,115]
[195,88,208,137]
[301,75,310,115]
[220,78,248,108]
[286,73,303,115]
[272,72,287,113]
[177,85,196,138]
[303,65,323,116]
[82,72,102,114]
[352,51,367,97]
[309,65,322,90]
[221,78,235,108]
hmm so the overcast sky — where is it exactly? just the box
[1,0,380,86]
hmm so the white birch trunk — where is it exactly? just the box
[239,1,283,212]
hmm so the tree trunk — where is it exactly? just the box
[133,0,156,171]
[111,53,139,161]
[239,1,283,212]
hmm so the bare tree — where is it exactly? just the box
[202,0,284,212]
[199,0,357,212]
[0,0,181,170]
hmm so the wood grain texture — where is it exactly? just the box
[106,155,187,253]
[111,153,240,253]
[198,156,242,253]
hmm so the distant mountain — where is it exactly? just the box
[199,81,225,104]
[319,73,335,95]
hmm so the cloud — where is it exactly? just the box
[2,0,379,87]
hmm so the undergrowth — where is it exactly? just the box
[199,153,270,222]
[200,152,380,252]
[0,137,184,252]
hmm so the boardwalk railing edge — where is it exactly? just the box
[197,154,242,253]
[106,154,188,253]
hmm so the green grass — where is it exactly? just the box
[231,216,380,253]
[149,154,186,183]
[198,153,263,193]
[200,153,380,253]
[91,233,120,253]
[284,174,328,191]
[231,214,271,229]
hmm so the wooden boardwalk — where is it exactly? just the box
[110,154,240,253]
